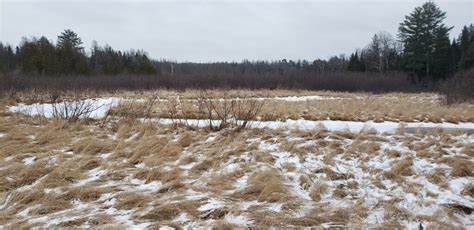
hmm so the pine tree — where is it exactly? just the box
[57,29,83,50]
[398,1,452,81]
[56,29,89,74]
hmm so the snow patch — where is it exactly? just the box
[198,199,224,211]
[75,168,107,186]
[154,118,474,133]
[22,156,36,165]
[8,97,120,119]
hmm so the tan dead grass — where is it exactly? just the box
[1,90,474,228]
[385,149,401,158]
[12,162,52,188]
[254,151,275,164]
[383,202,412,220]
[462,143,474,157]
[178,132,193,147]
[333,186,348,198]
[298,175,311,191]
[72,137,114,155]
[426,168,449,188]
[115,192,152,210]
[116,121,133,140]
[144,142,183,166]
[29,194,72,215]
[42,163,82,187]
[63,185,113,202]
[35,121,71,146]
[233,169,289,202]
[315,166,353,180]
[141,200,201,221]
[156,180,186,194]
[191,159,214,174]
[439,156,474,177]
[138,167,181,183]
[128,137,168,164]
[178,155,197,165]
[211,221,241,230]
[52,89,473,124]
[383,157,413,180]
[461,184,474,197]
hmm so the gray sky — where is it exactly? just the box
[1,0,472,62]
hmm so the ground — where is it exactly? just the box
[0,90,473,229]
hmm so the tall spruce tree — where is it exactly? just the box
[398,1,452,82]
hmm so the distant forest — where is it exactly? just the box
[0,2,473,96]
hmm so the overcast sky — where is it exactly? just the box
[1,0,472,62]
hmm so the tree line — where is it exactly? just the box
[346,2,473,84]
[0,1,473,89]
[0,29,156,75]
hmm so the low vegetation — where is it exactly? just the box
[0,89,472,228]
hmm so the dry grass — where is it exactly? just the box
[72,137,115,155]
[383,157,413,180]
[178,132,193,147]
[233,169,289,202]
[12,162,52,188]
[191,159,214,174]
[63,185,112,202]
[136,167,181,183]
[58,89,474,123]
[439,157,474,177]
[141,200,201,221]
[461,184,474,197]
[1,89,473,228]
[315,166,353,180]
[426,168,448,188]
[385,149,401,158]
[128,137,168,164]
[115,192,152,210]
[42,163,82,187]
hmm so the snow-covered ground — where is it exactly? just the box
[8,97,120,119]
[1,124,472,228]
[1,94,473,228]
[156,118,474,134]
[9,98,474,133]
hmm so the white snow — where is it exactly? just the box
[130,178,162,191]
[8,97,120,119]
[75,168,107,186]
[154,118,474,134]
[22,156,36,165]
[197,199,224,211]
[99,152,113,159]
[224,214,253,225]
[257,95,339,101]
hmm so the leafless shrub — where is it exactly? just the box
[440,68,474,105]
[108,95,158,120]
[196,90,265,131]
[46,90,105,123]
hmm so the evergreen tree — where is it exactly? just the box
[56,29,89,74]
[459,25,474,69]
[0,43,16,73]
[431,26,452,79]
[57,29,83,50]
[398,1,452,81]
